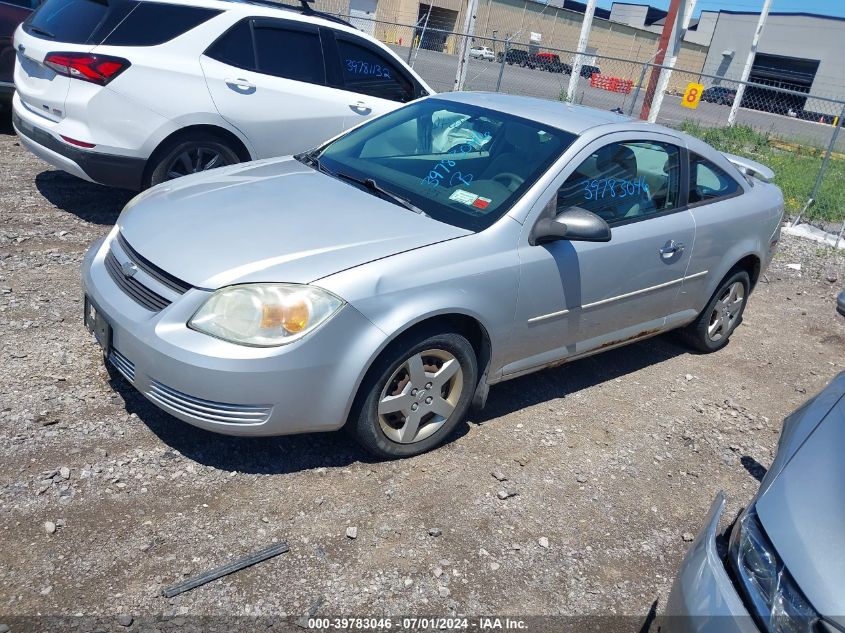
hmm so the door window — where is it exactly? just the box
[556,140,681,225]
[205,19,256,70]
[335,37,414,102]
[688,153,741,204]
[253,23,325,85]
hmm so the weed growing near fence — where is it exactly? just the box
[680,122,845,223]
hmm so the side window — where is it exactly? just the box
[335,37,414,102]
[689,154,741,204]
[253,22,325,85]
[205,19,256,70]
[556,140,681,225]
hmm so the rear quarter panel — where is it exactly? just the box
[677,137,783,317]
[91,12,251,157]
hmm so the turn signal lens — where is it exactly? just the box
[259,299,310,333]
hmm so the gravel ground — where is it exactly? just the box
[1,116,844,629]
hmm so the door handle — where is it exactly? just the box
[660,240,685,258]
[349,101,372,114]
[225,78,256,93]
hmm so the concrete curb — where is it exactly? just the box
[783,223,845,250]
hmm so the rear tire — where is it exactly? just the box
[145,132,242,188]
[350,331,478,459]
[681,269,750,353]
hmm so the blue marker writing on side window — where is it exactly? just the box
[345,59,391,79]
[583,176,649,201]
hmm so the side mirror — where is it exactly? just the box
[531,207,611,245]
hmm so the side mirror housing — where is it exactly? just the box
[531,207,611,245]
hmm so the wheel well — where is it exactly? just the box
[735,254,761,291]
[394,314,491,367]
[144,125,252,182]
[351,313,493,421]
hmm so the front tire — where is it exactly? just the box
[681,269,750,353]
[146,132,242,188]
[351,331,478,459]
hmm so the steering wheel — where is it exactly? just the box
[493,172,524,192]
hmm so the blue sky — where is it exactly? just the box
[595,0,845,19]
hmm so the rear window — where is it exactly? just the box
[103,3,220,46]
[25,0,132,44]
[24,0,218,45]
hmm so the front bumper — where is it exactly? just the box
[12,95,146,190]
[82,233,389,437]
[837,290,845,317]
[663,493,759,633]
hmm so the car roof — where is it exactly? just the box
[141,0,360,32]
[431,92,681,137]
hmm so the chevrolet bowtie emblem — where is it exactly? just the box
[120,261,138,278]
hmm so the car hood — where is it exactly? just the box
[756,381,845,625]
[117,157,471,289]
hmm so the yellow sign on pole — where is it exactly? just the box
[682,82,705,109]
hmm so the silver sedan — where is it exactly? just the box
[81,93,784,458]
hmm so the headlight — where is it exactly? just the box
[729,509,820,633]
[189,283,343,347]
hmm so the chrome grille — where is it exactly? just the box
[116,233,191,296]
[147,380,272,425]
[105,251,171,312]
[108,349,135,382]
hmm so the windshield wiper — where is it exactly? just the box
[28,26,56,39]
[334,171,427,216]
[294,149,326,172]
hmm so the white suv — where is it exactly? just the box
[12,0,433,190]
[469,46,494,62]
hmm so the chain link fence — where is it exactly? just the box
[313,8,845,227]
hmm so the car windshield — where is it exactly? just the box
[312,98,577,232]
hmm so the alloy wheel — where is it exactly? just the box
[377,349,464,444]
[165,147,229,180]
[707,281,745,342]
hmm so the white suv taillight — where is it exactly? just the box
[44,52,131,85]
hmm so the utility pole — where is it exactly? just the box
[647,0,694,123]
[566,0,597,101]
[639,0,681,120]
[728,0,772,125]
[454,0,480,91]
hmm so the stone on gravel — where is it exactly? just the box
[345,527,357,539]
[682,532,695,542]
[59,466,70,480]
[117,615,133,627]
[538,537,549,549]
[491,470,507,482]
[438,586,450,598]
[428,527,442,537]
[0,624,9,633]
[44,521,56,534]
